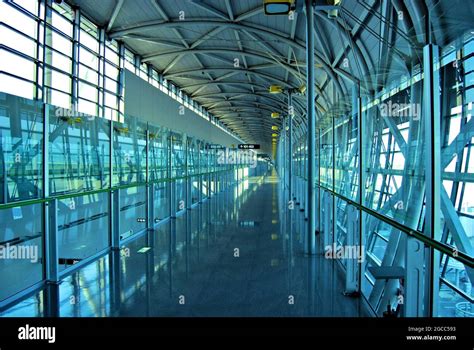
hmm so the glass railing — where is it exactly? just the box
[0,91,248,305]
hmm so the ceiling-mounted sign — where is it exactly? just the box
[238,144,260,150]
[206,144,225,150]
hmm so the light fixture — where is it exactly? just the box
[271,126,279,130]
[271,112,280,118]
[269,85,284,94]
[327,0,341,18]
[263,0,294,15]
[299,84,307,95]
[272,133,278,137]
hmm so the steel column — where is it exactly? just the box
[404,236,426,316]
[288,92,293,200]
[305,0,316,255]
[423,44,441,317]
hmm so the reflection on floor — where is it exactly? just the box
[1,175,369,317]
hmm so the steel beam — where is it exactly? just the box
[305,0,316,255]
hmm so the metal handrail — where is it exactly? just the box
[0,167,243,210]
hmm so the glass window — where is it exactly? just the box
[51,10,73,37]
[78,81,97,102]
[104,62,119,80]
[105,42,119,66]
[47,69,71,93]
[0,49,35,81]
[104,77,118,93]
[78,64,98,84]
[47,88,70,108]
[0,25,37,57]
[80,31,99,53]
[79,47,98,69]
[13,0,38,14]
[77,98,97,116]
[0,73,35,99]
[104,92,117,109]
[48,29,73,53]
[0,2,36,37]
[50,50,72,74]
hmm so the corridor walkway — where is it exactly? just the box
[1,175,368,317]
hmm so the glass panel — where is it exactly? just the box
[148,125,168,182]
[48,28,72,53]
[78,64,98,85]
[0,49,36,81]
[50,50,72,74]
[363,79,424,230]
[438,255,473,317]
[171,132,185,179]
[49,105,110,195]
[0,93,43,203]
[78,81,98,102]
[0,203,43,301]
[58,258,111,317]
[57,192,109,271]
[361,213,409,317]
[119,185,146,240]
[79,47,98,70]
[153,181,169,222]
[112,115,146,186]
[438,39,474,259]
[46,88,70,109]
[333,92,360,201]
[46,68,71,94]
[0,26,37,57]
[0,2,37,37]
[176,178,185,211]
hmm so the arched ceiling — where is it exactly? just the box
[67,0,474,152]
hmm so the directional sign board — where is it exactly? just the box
[238,144,260,150]
[206,144,225,150]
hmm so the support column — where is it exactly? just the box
[198,143,203,203]
[404,236,425,316]
[146,129,154,228]
[71,7,80,110]
[282,116,286,188]
[43,104,59,284]
[423,44,441,317]
[45,198,58,283]
[323,190,331,252]
[353,82,364,291]
[344,204,360,295]
[169,136,176,218]
[288,91,293,201]
[305,0,316,255]
[110,120,120,249]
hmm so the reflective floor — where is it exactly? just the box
[1,174,369,317]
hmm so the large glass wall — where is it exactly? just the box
[0,0,246,307]
[286,33,474,318]
[0,93,44,301]
[437,36,474,317]
[0,91,242,305]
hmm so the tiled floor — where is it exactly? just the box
[1,175,369,317]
